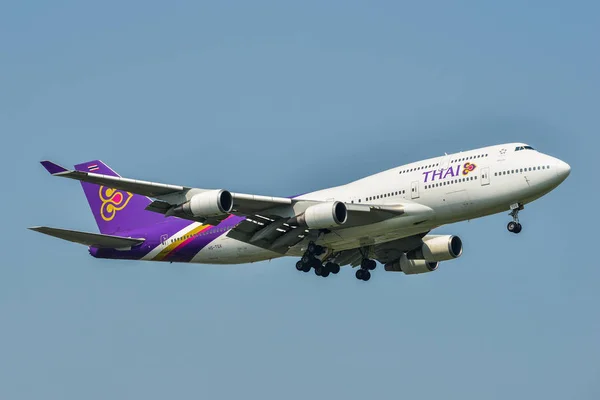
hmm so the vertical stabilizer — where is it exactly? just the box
[74,160,164,234]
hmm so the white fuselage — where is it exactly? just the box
[189,143,570,264]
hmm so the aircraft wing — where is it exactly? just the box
[40,161,188,197]
[29,226,145,248]
[41,160,434,252]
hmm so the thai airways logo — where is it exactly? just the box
[422,162,478,183]
[99,186,133,221]
[462,162,477,176]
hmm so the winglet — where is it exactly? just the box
[40,160,69,175]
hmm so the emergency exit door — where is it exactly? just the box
[481,167,490,186]
[411,181,420,199]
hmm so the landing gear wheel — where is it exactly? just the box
[326,262,340,274]
[301,254,312,264]
[307,242,324,256]
[514,223,522,233]
[355,269,371,281]
[321,269,330,278]
[507,221,523,234]
[301,263,311,273]
[360,259,376,271]
[315,265,324,276]
[361,270,371,281]
[310,258,322,270]
[296,261,304,271]
[356,269,365,280]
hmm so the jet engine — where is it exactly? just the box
[289,202,348,229]
[384,254,439,275]
[172,190,233,218]
[406,235,463,262]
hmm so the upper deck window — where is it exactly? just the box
[515,145,535,151]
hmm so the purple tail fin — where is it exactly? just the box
[74,160,166,235]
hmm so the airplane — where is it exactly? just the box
[31,143,570,282]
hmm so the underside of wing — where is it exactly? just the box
[330,233,429,267]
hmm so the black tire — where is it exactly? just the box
[301,263,311,273]
[311,258,322,269]
[314,245,324,255]
[367,259,377,270]
[362,270,371,281]
[329,263,340,274]
[296,261,304,271]
[507,221,517,232]
[307,242,317,254]
[315,265,324,276]
[355,269,364,280]
[302,253,312,264]
[321,270,330,278]
[514,223,523,234]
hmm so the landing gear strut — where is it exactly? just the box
[355,247,376,281]
[296,241,340,278]
[507,203,523,234]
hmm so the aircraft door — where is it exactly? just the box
[411,181,420,199]
[481,167,490,186]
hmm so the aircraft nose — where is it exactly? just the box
[555,159,571,181]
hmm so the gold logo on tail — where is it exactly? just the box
[99,186,133,221]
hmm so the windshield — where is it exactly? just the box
[515,145,535,151]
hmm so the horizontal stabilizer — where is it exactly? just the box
[28,226,145,248]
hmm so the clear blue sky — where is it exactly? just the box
[1,1,598,399]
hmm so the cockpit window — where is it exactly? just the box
[515,145,535,151]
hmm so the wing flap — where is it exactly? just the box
[29,226,145,248]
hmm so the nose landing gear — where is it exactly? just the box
[507,203,523,234]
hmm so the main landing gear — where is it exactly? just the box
[507,203,523,234]
[354,245,377,281]
[295,242,340,278]
[355,258,376,281]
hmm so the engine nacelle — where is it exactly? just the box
[290,202,348,229]
[174,190,233,218]
[385,254,439,275]
[406,235,463,262]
